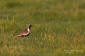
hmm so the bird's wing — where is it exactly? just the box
[15,30,28,37]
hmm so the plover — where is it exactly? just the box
[15,24,32,37]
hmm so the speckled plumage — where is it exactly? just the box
[15,24,32,37]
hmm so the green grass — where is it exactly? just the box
[0,0,85,56]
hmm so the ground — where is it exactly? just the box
[0,0,85,56]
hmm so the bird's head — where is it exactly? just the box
[28,24,32,29]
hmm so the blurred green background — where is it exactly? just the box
[0,0,85,56]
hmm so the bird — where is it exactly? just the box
[15,24,32,37]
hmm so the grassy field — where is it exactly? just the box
[0,0,85,56]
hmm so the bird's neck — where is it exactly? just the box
[27,28,30,32]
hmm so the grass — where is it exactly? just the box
[0,0,85,56]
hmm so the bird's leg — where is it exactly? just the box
[22,37,25,40]
[21,35,25,40]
